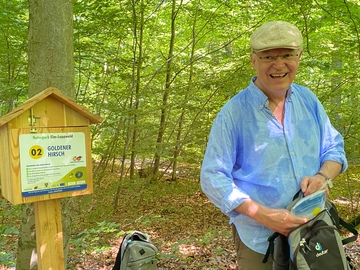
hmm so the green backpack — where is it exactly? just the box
[263,193,358,270]
[113,231,159,270]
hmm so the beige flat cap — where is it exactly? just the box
[250,21,303,52]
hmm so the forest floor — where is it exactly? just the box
[66,165,238,269]
[1,164,360,269]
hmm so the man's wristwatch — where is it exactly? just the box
[317,171,333,189]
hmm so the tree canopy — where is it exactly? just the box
[1,0,359,187]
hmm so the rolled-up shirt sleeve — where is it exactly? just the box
[317,104,348,172]
[200,112,249,217]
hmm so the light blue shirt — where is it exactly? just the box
[200,77,347,254]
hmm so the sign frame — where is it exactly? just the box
[19,131,88,198]
[6,127,94,204]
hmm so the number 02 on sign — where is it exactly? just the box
[19,132,87,197]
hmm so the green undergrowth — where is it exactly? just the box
[330,166,360,223]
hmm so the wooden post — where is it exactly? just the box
[34,199,64,270]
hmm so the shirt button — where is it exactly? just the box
[291,152,295,156]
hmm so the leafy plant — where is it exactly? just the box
[70,221,124,254]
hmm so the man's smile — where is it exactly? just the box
[270,73,287,78]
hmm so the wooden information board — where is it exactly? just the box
[0,88,102,269]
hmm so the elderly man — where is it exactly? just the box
[200,21,347,270]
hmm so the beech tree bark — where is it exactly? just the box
[16,0,74,269]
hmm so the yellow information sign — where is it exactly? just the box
[19,132,87,197]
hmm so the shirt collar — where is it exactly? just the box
[249,76,294,107]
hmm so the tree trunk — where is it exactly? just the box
[16,0,74,269]
[153,0,177,181]
[27,0,74,97]
[172,0,199,181]
[130,0,144,180]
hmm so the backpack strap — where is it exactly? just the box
[113,234,129,270]
[262,232,279,263]
[339,218,358,245]
[262,191,301,264]
[292,189,303,200]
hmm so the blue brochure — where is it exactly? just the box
[290,190,326,219]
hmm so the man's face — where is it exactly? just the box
[251,48,302,96]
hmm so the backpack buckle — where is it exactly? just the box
[299,238,311,253]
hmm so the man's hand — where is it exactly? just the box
[235,199,308,236]
[258,208,308,236]
[301,174,329,197]
[301,161,342,197]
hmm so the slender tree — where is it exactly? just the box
[152,0,179,181]
[129,0,145,180]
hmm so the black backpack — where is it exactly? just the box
[263,193,358,270]
[113,231,158,270]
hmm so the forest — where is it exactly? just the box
[0,0,360,269]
